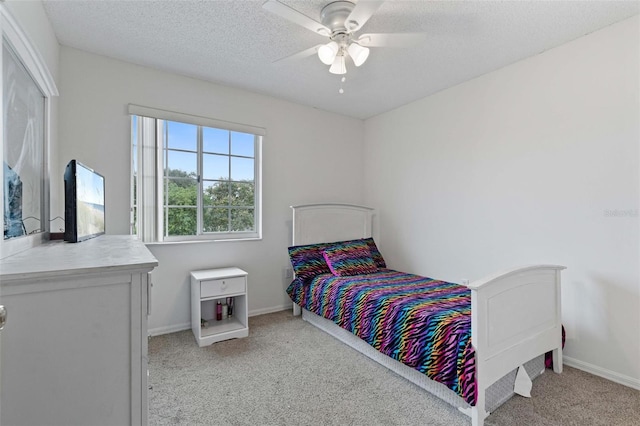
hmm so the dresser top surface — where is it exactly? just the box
[0,235,158,283]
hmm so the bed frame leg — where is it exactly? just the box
[470,386,488,426]
[292,303,301,316]
[471,407,486,426]
[552,347,563,374]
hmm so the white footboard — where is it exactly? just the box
[468,264,565,425]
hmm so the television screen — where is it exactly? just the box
[64,160,105,242]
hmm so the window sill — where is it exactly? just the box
[143,236,262,246]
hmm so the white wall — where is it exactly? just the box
[57,47,364,334]
[364,16,640,388]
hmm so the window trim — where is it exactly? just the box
[128,104,266,137]
[129,105,264,243]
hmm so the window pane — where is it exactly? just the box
[166,207,197,236]
[132,206,137,234]
[230,182,254,207]
[167,121,197,151]
[203,181,229,206]
[166,177,197,206]
[231,208,254,232]
[167,150,197,176]
[203,127,229,154]
[231,132,254,157]
[132,147,137,175]
[231,157,254,181]
[203,207,229,232]
[132,117,138,174]
[203,153,229,180]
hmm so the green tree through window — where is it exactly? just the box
[163,168,255,236]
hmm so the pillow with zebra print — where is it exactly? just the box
[322,240,378,277]
[363,237,386,269]
[288,242,332,279]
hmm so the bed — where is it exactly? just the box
[287,203,565,426]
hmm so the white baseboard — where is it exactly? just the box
[148,304,291,337]
[248,303,291,317]
[564,356,640,390]
[148,322,191,337]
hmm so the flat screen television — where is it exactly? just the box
[64,160,105,243]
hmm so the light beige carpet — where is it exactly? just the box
[149,310,639,425]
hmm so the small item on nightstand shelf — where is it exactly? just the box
[200,318,208,328]
[221,303,228,319]
[216,301,222,321]
[226,297,234,318]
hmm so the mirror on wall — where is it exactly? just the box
[3,39,45,240]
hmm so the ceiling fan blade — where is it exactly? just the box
[262,0,330,36]
[345,0,385,32]
[272,45,322,64]
[357,33,426,47]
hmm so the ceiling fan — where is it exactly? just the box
[263,0,421,75]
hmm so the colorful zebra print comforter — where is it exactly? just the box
[287,269,477,405]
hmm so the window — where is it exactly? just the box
[130,105,263,243]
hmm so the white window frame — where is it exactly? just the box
[129,104,264,243]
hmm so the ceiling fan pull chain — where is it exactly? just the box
[339,76,346,94]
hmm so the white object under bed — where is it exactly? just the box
[289,203,564,426]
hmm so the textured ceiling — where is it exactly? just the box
[42,0,639,119]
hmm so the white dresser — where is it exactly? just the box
[0,235,158,426]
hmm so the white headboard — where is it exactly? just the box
[291,203,374,246]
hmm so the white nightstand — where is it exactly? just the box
[190,267,249,347]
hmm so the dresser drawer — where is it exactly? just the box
[200,276,245,298]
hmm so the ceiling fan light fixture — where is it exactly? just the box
[318,41,339,65]
[329,54,346,75]
[347,42,370,67]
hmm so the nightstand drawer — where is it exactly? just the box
[201,276,245,298]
